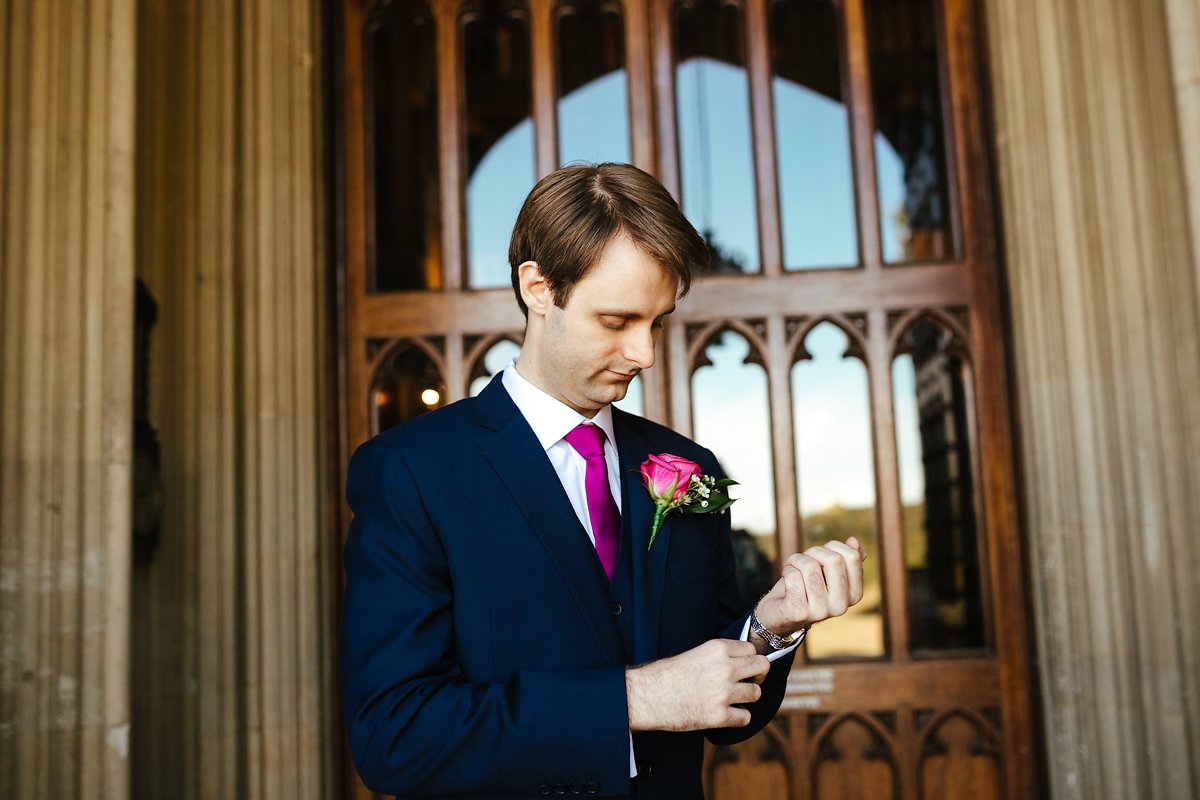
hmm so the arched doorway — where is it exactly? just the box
[333,0,1038,796]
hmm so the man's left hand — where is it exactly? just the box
[753,537,867,638]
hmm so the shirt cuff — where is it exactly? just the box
[629,617,799,778]
[740,615,801,661]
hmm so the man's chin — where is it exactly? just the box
[588,383,628,407]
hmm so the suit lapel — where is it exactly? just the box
[614,409,670,665]
[475,378,624,666]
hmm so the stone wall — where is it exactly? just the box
[130,0,334,797]
[983,0,1200,797]
[0,1,137,797]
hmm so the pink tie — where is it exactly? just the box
[563,423,620,579]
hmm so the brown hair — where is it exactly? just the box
[508,162,708,316]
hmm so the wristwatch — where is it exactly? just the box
[749,606,807,651]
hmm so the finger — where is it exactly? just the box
[782,553,816,587]
[847,535,867,560]
[782,553,825,615]
[730,653,771,683]
[793,553,830,618]
[729,681,763,706]
[825,540,864,606]
[778,562,812,621]
[725,707,752,728]
[720,639,758,658]
[806,546,850,616]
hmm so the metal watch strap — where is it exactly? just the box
[749,606,807,650]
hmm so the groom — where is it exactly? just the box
[340,163,865,799]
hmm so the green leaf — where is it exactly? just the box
[711,497,737,513]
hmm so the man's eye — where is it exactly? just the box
[601,318,627,331]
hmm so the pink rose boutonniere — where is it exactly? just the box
[639,453,738,550]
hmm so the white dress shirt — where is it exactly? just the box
[500,360,798,777]
[501,361,623,545]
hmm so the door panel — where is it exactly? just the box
[335,0,1037,797]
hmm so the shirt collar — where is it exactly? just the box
[500,357,617,452]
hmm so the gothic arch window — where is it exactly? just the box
[338,0,1038,795]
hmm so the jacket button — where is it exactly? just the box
[555,783,567,795]
[570,782,583,795]
[585,781,600,794]
[539,784,552,795]
[609,601,623,616]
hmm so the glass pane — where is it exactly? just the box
[469,338,522,397]
[792,323,883,658]
[557,1,631,165]
[891,318,984,652]
[368,3,441,292]
[371,343,446,434]
[770,0,858,270]
[868,0,955,263]
[465,2,535,289]
[691,330,775,607]
[674,0,759,274]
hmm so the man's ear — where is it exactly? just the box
[517,261,554,317]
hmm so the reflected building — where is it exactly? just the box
[903,318,983,651]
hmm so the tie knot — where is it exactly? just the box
[563,422,607,460]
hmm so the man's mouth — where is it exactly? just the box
[607,369,638,381]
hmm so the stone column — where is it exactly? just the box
[0,1,137,798]
[132,0,333,797]
[1163,0,1200,302]
[983,0,1200,798]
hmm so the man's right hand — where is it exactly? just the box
[625,639,771,732]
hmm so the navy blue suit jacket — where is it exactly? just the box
[339,375,795,798]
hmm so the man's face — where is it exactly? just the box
[528,236,678,416]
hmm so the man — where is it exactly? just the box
[340,163,865,799]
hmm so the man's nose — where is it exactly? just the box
[624,326,656,369]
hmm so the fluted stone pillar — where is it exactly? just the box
[132,0,332,797]
[0,1,137,798]
[1164,0,1200,305]
[984,0,1200,798]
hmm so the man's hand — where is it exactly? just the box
[753,537,867,641]
[625,639,770,732]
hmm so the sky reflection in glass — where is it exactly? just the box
[559,72,630,167]
[467,120,534,289]
[792,323,884,658]
[677,58,760,273]
[876,135,912,264]
[466,58,887,283]
[470,339,522,397]
[792,324,875,514]
[691,332,775,552]
[890,353,924,508]
[774,79,858,269]
[687,326,921,561]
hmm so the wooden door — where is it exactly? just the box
[333,0,1039,797]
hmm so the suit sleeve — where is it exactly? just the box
[339,438,631,797]
[702,455,797,746]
